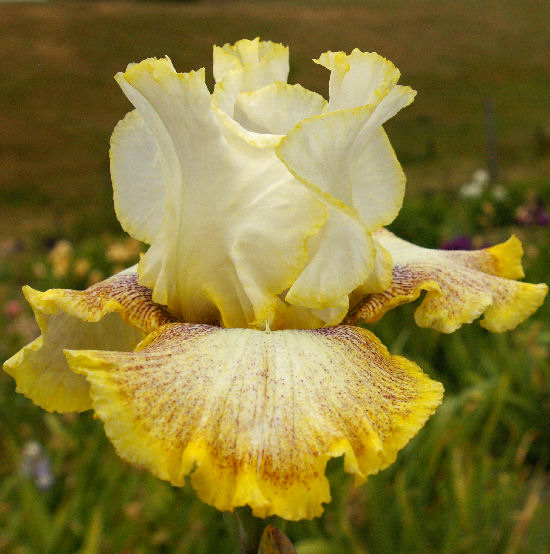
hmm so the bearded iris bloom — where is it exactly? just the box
[4,39,547,521]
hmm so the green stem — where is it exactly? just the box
[224,507,264,554]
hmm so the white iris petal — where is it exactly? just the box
[110,42,417,329]
[112,58,326,329]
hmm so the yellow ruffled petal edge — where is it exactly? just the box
[350,230,548,333]
[3,269,174,413]
[314,50,401,111]
[65,323,443,520]
[213,38,289,87]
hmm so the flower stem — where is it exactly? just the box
[224,507,264,554]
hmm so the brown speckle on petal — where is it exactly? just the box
[350,230,547,333]
[3,267,178,413]
[66,322,443,520]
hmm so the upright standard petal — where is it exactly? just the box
[211,68,284,148]
[315,50,401,111]
[234,82,327,135]
[276,106,409,312]
[284,204,375,319]
[277,101,413,234]
[213,38,289,91]
[115,58,326,329]
[3,268,174,413]
[355,236,394,294]
[351,230,548,333]
[66,323,443,520]
[110,110,165,244]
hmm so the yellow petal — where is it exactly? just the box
[66,323,443,520]
[110,109,165,244]
[315,49,401,111]
[212,73,283,149]
[311,300,350,327]
[115,57,327,329]
[284,205,375,312]
[351,230,548,333]
[277,104,412,233]
[211,53,290,148]
[235,82,327,135]
[356,236,394,294]
[213,38,289,91]
[2,268,174,412]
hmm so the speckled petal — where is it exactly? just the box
[351,230,548,333]
[66,323,443,520]
[2,268,174,412]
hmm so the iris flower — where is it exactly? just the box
[4,39,547,521]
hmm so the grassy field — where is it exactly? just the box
[1,1,549,552]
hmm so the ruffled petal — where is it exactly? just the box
[211,55,290,149]
[351,230,548,333]
[285,205,375,313]
[211,39,292,140]
[211,68,284,148]
[2,268,174,413]
[367,85,416,131]
[356,236,394,294]
[277,104,411,232]
[214,62,387,322]
[234,82,327,134]
[213,38,289,91]
[315,49,401,111]
[115,58,327,329]
[66,323,443,520]
[110,110,165,244]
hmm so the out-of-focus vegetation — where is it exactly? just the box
[1,1,549,552]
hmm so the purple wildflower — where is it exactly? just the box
[440,235,473,250]
[516,195,549,227]
[20,441,55,491]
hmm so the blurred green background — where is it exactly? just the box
[1,1,549,552]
